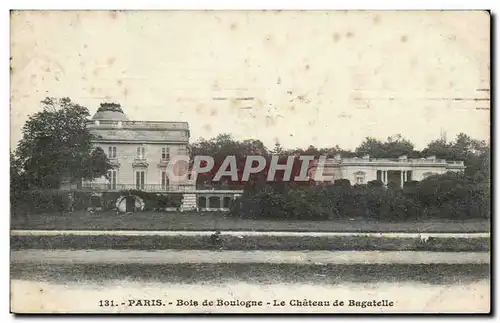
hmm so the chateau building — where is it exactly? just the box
[69,103,465,212]
[76,103,242,212]
[318,155,466,187]
[85,103,192,192]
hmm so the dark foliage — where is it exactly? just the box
[229,172,490,221]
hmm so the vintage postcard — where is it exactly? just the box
[10,10,490,314]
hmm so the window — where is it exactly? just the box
[161,171,169,190]
[161,147,170,160]
[137,146,146,159]
[198,196,207,209]
[209,196,220,208]
[354,171,366,185]
[136,170,145,190]
[178,145,187,155]
[108,146,117,159]
[107,170,117,189]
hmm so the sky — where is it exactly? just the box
[10,10,490,151]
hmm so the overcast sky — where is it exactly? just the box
[10,10,490,150]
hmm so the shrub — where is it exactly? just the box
[229,172,489,221]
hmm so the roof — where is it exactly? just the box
[92,103,129,121]
[88,103,190,142]
[90,128,189,143]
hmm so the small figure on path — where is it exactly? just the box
[210,230,223,250]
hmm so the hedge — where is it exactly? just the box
[229,173,490,221]
[11,189,184,216]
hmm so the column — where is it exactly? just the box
[205,195,209,209]
[383,171,387,185]
[400,171,404,188]
[220,196,224,209]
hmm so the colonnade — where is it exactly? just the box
[380,170,410,187]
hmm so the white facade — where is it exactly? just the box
[320,154,466,187]
[83,104,195,193]
[64,103,243,212]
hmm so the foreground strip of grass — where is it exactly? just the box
[11,263,490,285]
[11,211,491,233]
[11,250,490,265]
[10,230,491,237]
[11,233,490,252]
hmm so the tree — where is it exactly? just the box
[421,133,490,180]
[14,97,111,189]
[189,133,270,189]
[452,134,490,180]
[355,134,419,158]
[355,137,385,157]
[271,141,284,156]
[384,134,415,158]
[10,152,27,210]
[421,138,453,159]
[189,134,322,191]
[10,153,22,188]
[354,135,414,158]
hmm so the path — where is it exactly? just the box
[11,250,490,265]
[10,230,491,238]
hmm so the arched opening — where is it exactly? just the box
[125,196,135,212]
[223,196,232,208]
[116,195,145,213]
[198,196,207,209]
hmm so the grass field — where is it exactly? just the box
[11,210,490,233]
[10,232,490,251]
[11,263,490,285]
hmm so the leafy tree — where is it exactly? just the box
[271,141,284,156]
[189,133,270,189]
[453,134,490,180]
[10,153,23,190]
[421,138,453,159]
[421,133,490,180]
[354,137,385,157]
[384,134,415,158]
[10,153,27,213]
[354,134,414,158]
[14,97,111,189]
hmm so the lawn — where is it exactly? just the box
[11,263,490,285]
[11,210,490,233]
